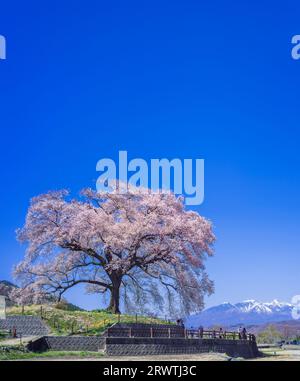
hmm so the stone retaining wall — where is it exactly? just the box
[28,335,259,358]
[28,336,106,352]
[0,316,49,336]
[105,337,259,358]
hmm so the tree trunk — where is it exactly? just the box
[107,276,121,314]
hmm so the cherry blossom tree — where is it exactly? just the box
[12,183,215,315]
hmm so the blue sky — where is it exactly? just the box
[0,1,299,310]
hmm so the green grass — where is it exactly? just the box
[0,330,9,342]
[6,304,171,336]
[259,347,283,357]
[0,347,105,360]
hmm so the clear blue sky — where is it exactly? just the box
[0,1,299,310]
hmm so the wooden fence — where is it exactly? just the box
[106,327,256,341]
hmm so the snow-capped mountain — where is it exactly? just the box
[186,299,293,328]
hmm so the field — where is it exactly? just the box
[253,346,300,361]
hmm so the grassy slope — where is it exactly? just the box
[6,304,170,336]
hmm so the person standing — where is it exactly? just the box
[238,326,242,340]
[219,327,224,339]
[198,325,204,338]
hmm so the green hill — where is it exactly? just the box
[6,304,171,336]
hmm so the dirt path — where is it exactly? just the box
[22,353,231,361]
[21,349,300,361]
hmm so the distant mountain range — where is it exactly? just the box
[0,280,18,306]
[186,299,294,328]
[0,280,82,311]
[1,281,296,329]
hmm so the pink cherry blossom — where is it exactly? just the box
[12,183,215,315]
